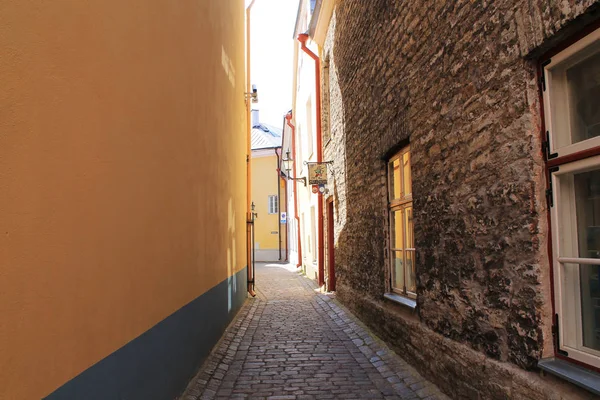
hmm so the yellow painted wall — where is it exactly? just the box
[251,154,282,251]
[0,1,246,398]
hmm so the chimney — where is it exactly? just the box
[251,109,259,127]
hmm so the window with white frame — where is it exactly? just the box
[311,206,317,263]
[306,97,314,157]
[388,146,415,298]
[322,60,331,143]
[298,126,304,174]
[268,195,278,214]
[302,212,308,257]
[543,26,600,368]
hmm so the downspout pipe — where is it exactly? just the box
[297,33,325,287]
[246,0,257,297]
[283,174,289,262]
[285,112,303,268]
[276,147,289,262]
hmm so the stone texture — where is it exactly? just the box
[320,0,600,398]
[180,263,448,400]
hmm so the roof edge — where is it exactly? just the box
[292,0,306,39]
[308,0,323,38]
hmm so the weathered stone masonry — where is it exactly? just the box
[322,1,600,398]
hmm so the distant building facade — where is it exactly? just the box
[251,110,287,262]
[293,0,600,398]
[285,0,324,283]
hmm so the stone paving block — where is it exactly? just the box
[180,263,449,400]
[416,385,439,399]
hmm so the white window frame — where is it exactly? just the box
[306,97,314,158]
[297,126,304,175]
[322,61,331,143]
[550,156,600,368]
[311,206,317,263]
[268,195,278,215]
[544,26,600,369]
[543,28,600,159]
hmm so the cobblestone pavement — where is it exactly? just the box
[181,263,449,400]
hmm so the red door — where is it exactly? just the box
[327,199,335,291]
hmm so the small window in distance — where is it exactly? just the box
[322,61,331,143]
[311,206,317,263]
[301,212,307,259]
[307,97,314,157]
[298,126,304,174]
[268,195,278,214]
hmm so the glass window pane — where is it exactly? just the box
[403,151,412,196]
[392,250,404,292]
[405,250,416,293]
[567,51,600,144]
[580,264,600,351]
[574,169,600,259]
[390,158,401,201]
[391,209,404,250]
[405,207,413,249]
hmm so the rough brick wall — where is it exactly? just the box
[322,0,600,398]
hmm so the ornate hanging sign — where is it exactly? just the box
[308,163,328,185]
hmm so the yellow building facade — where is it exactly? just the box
[250,112,286,262]
[0,1,247,399]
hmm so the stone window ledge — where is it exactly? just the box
[383,293,417,310]
[538,358,600,396]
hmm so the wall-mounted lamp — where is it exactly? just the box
[282,149,307,186]
[245,84,258,103]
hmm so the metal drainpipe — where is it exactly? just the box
[297,33,325,287]
[275,148,282,261]
[245,0,257,297]
[283,167,289,262]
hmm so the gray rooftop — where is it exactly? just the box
[251,123,282,150]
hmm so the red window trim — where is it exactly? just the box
[547,146,600,169]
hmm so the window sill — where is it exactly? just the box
[538,358,600,396]
[384,293,417,310]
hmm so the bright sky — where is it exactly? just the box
[248,0,299,129]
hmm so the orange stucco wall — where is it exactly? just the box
[0,1,246,398]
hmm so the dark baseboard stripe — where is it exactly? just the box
[45,267,248,400]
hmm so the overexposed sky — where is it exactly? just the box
[249,0,299,129]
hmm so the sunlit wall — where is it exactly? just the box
[0,1,247,399]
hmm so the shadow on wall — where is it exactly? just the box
[228,197,239,313]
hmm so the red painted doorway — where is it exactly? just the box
[327,199,336,291]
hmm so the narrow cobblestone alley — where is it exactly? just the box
[182,263,449,400]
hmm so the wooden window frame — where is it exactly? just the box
[387,146,415,298]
